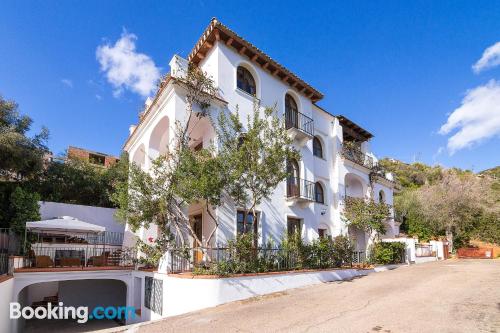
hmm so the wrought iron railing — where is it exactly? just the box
[352,251,366,264]
[10,245,135,270]
[341,143,375,169]
[286,176,315,201]
[285,110,314,137]
[166,246,363,274]
[415,244,434,257]
[0,228,22,275]
[28,231,124,246]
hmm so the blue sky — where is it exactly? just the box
[1,1,499,171]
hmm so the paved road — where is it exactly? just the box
[129,260,500,333]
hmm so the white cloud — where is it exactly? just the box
[61,78,73,88]
[96,30,160,97]
[472,41,500,73]
[95,94,102,100]
[432,146,444,161]
[439,79,500,154]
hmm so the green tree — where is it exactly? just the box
[394,189,434,241]
[0,95,49,180]
[8,187,40,233]
[113,64,223,259]
[342,197,390,236]
[217,102,300,247]
[33,151,129,208]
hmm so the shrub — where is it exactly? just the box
[331,235,355,267]
[370,242,406,265]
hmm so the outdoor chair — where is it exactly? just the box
[60,257,82,267]
[88,252,110,266]
[35,255,54,268]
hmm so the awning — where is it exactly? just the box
[26,216,106,234]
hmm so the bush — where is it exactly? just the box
[200,233,356,276]
[370,242,406,265]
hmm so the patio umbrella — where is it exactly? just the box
[24,216,107,261]
[26,216,106,234]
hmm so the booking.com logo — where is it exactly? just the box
[10,302,136,323]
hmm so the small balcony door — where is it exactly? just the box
[191,214,203,264]
[287,159,300,197]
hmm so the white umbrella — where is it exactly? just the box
[26,216,106,234]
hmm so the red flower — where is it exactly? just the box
[148,237,154,243]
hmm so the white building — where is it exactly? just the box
[0,19,402,333]
[123,18,399,253]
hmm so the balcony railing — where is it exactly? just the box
[341,143,374,169]
[286,176,315,201]
[10,245,136,271]
[31,231,124,246]
[285,110,314,137]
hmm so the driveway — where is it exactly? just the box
[120,260,500,333]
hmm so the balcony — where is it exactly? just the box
[286,176,315,202]
[285,110,314,142]
[341,142,374,169]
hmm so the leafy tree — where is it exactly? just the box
[27,151,129,208]
[114,64,223,260]
[8,187,40,233]
[216,103,300,247]
[416,171,496,246]
[0,95,49,180]
[394,189,434,241]
[342,196,390,236]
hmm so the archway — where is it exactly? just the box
[132,144,146,169]
[148,117,170,160]
[15,278,130,333]
[344,173,365,198]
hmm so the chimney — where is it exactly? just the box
[129,125,137,135]
[169,55,188,80]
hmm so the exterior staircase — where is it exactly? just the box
[31,294,59,308]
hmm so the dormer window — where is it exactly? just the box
[237,66,256,96]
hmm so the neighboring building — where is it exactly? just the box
[67,146,119,168]
[123,18,400,253]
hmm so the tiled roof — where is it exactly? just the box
[189,18,324,103]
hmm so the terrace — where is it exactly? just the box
[341,141,375,169]
[8,217,134,273]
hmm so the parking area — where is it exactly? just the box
[120,260,500,333]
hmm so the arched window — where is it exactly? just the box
[313,137,323,158]
[286,159,300,197]
[315,182,324,204]
[285,94,299,129]
[378,190,385,203]
[237,66,256,96]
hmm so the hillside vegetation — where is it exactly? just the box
[379,158,500,247]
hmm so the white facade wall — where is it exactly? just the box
[0,278,14,333]
[39,201,124,233]
[123,38,398,249]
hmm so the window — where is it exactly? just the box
[286,159,300,197]
[318,229,326,238]
[89,153,105,166]
[378,190,385,203]
[144,277,163,315]
[287,217,301,236]
[237,66,256,96]
[237,210,256,234]
[313,137,323,158]
[285,94,299,129]
[315,182,324,204]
